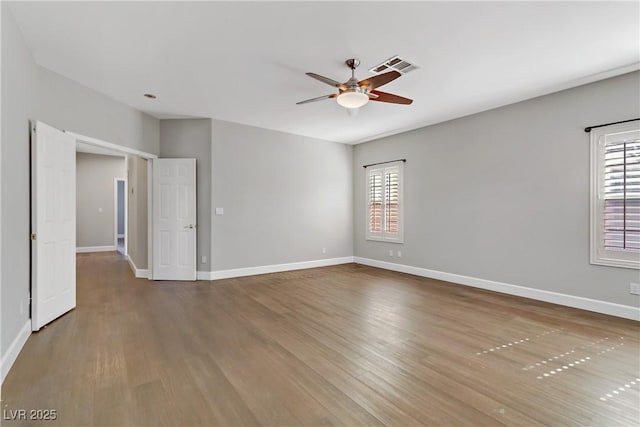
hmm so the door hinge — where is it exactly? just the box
[30,233,36,241]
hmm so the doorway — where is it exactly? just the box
[115,178,127,256]
[31,122,158,331]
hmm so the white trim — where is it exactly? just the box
[589,121,640,270]
[196,271,211,281]
[210,123,215,287]
[354,257,640,321]
[127,255,149,279]
[66,131,157,160]
[365,161,404,243]
[76,245,116,253]
[200,257,355,280]
[147,159,153,280]
[114,177,127,257]
[1,320,31,384]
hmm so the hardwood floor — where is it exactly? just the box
[2,252,639,426]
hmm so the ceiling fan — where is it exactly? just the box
[297,58,413,112]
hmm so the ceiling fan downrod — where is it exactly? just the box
[345,58,359,81]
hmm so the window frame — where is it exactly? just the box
[590,121,640,269]
[365,161,404,243]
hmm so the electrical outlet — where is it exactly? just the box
[630,283,640,295]
[215,207,224,215]
[322,247,326,254]
[201,256,207,264]
[397,250,402,258]
[389,250,394,257]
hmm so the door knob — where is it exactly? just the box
[184,224,195,229]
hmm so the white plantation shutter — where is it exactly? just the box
[366,162,403,242]
[603,140,640,250]
[591,122,640,269]
[385,168,400,234]
[368,170,383,233]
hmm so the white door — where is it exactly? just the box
[31,121,76,331]
[152,159,197,280]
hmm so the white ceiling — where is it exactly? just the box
[9,1,639,144]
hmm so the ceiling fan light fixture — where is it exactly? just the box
[336,91,369,109]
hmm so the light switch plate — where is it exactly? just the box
[215,207,224,215]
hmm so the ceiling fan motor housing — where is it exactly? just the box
[345,58,360,70]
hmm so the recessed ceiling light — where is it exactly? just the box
[144,93,156,99]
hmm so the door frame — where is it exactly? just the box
[65,130,157,278]
[114,177,128,257]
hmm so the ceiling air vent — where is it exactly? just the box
[369,55,418,75]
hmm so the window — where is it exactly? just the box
[590,121,640,269]
[366,162,403,242]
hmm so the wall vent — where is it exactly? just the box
[369,55,418,75]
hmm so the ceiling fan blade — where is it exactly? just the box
[369,90,413,105]
[296,94,337,105]
[358,70,401,90]
[306,72,346,88]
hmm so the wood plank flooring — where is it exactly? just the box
[2,252,639,426]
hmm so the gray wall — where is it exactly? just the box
[1,5,159,366]
[158,118,354,273]
[354,71,640,308]
[210,120,353,271]
[159,119,212,272]
[1,2,38,359]
[37,68,159,156]
[76,153,126,248]
[127,156,148,270]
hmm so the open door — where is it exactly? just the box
[31,121,77,331]
[152,159,197,281]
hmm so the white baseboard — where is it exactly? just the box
[354,257,639,321]
[199,257,355,281]
[127,256,149,279]
[1,320,31,384]
[76,245,116,253]
[196,271,211,280]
